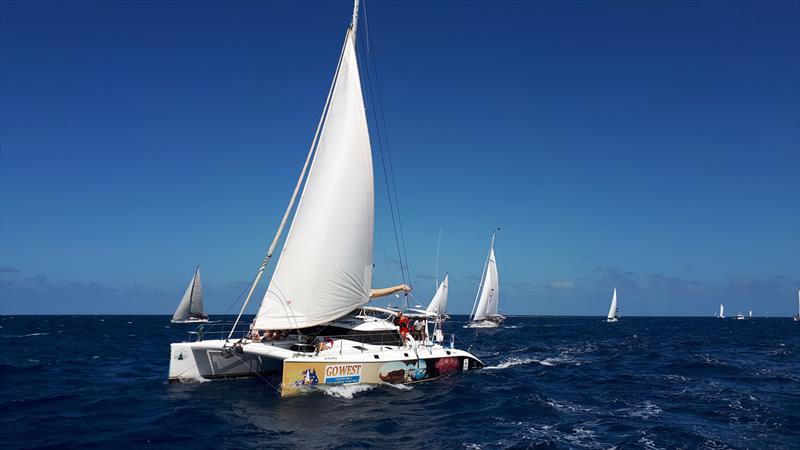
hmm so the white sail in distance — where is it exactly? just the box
[172,267,204,321]
[254,25,373,331]
[474,248,499,320]
[426,274,449,317]
[719,304,725,319]
[607,288,618,320]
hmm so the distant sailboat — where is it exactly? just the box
[467,229,504,328]
[607,288,620,323]
[718,304,725,319]
[426,274,449,319]
[748,310,752,319]
[735,311,746,320]
[794,290,799,322]
[171,267,208,324]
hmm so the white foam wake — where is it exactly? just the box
[320,384,377,399]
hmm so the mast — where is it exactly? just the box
[352,0,360,35]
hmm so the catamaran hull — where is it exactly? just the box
[168,340,284,381]
[280,348,482,396]
[169,339,483,396]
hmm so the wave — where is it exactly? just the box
[19,332,49,337]
[320,384,377,399]
[485,356,568,369]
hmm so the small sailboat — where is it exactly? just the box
[425,274,449,319]
[748,310,752,319]
[466,230,504,328]
[171,267,208,324]
[718,304,726,319]
[606,288,620,323]
[793,290,799,321]
[168,1,482,393]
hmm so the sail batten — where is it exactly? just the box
[254,27,373,331]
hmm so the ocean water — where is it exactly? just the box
[1,315,798,449]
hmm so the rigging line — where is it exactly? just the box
[227,351,282,395]
[222,271,259,315]
[356,14,407,287]
[362,4,412,285]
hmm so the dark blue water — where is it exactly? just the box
[1,315,798,449]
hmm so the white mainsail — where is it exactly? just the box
[426,274,449,317]
[254,20,373,331]
[172,267,204,321]
[473,247,499,321]
[719,304,725,319]
[607,288,619,320]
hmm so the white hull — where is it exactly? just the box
[464,319,500,328]
[169,337,482,395]
[171,318,209,324]
[794,316,800,322]
[607,317,619,323]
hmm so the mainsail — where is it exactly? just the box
[719,304,725,318]
[607,288,618,320]
[172,267,204,321]
[426,274,449,317]
[254,17,373,331]
[473,247,499,321]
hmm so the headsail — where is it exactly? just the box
[473,247,499,321]
[172,267,204,321]
[426,274,449,317]
[254,18,373,331]
[607,288,618,320]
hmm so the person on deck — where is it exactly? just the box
[394,312,410,346]
[413,318,425,341]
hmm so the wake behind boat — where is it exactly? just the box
[168,0,482,394]
[466,230,505,328]
[171,267,208,324]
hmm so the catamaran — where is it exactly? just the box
[168,1,482,395]
[466,230,505,328]
[606,288,620,323]
[718,304,725,319]
[171,267,208,324]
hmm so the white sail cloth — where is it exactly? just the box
[607,288,618,320]
[473,248,499,320]
[254,28,373,331]
[173,268,203,321]
[426,274,449,317]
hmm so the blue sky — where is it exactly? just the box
[1,0,798,316]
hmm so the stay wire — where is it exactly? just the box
[362,0,412,285]
[357,2,408,288]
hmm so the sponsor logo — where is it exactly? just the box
[324,364,362,385]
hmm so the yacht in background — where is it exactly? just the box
[606,288,620,323]
[171,267,208,324]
